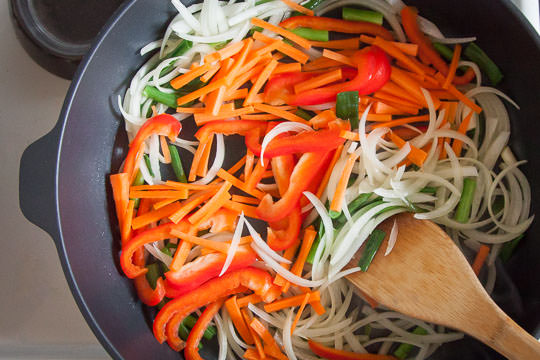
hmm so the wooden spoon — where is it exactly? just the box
[346,212,540,360]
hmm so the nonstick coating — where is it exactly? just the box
[18,0,540,359]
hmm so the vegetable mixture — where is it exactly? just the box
[112,0,533,358]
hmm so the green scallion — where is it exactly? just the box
[454,178,477,223]
[143,86,178,109]
[433,42,455,62]
[143,154,155,177]
[290,27,329,42]
[336,91,360,129]
[464,42,503,85]
[420,186,437,194]
[499,234,524,263]
[159,40,193,77]
[358,229,386,271]
[183,315,217,340]
[145,263,162,290]
[342,7,383,25]
[295,108,314,121]
[168,144,187,183]
[393,326,428,359]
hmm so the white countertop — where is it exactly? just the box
[0,0,537,359]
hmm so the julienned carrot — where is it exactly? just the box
[153,195,188,210]
[390,67,441,109]
[253,31,310,64]
[322,48,355,67]
[226,38,254,86]
[472,244,490,276]
[241,309,265,358]
[294,68,342,94]
[131,201,184,230]
[193,106,255,125]
[434,72,482,114]
[170,62,212,89]
[282,228,317,293]
[168,189,217,224]
[316,145,344,198]
[231,194,260,205]
[310,109,336,129]
[245,159,269,190]
[223,200,260,219]
[253,103,310,125]
[224,88,249,101]
[264,291,321,313]
[245,59,278,105]
[245,149,255,180]
[188,181,232,225]
[280,0,314,16]
[206,57,234,115]
[204,39,245,63]
[227,155,248,176]
[241,114,281,121]
[128,189,189,199]
[159,136,171,164]
[189,133,210,182]
[451,110,474,156]
[237,294,263,308]
[389,131,427,167]
[273,239,301,287]
[199,63,221,83]
[372,36,424,76]
[443,44,462,89]
[310,37,360,50]
[225,296,255,345]
[291,293,310,334]
[250,318,287,359]
[373,92,421,112]
[171,230,231,253]
[379,81,423,106]
[359,34,418,57]
[243,348,262,360]
[216,168,266,199]
[197,133,214,177]
[251,17,312,50]
[175,107,207,114]
[374,101,417,115]
[110,173,130,228]
[364,113,393,122]
[370,114,429,129]
[330,152,359,213]
[274,62,302,74]
[303,57,342,72]
[164,181,220,191]
[121,200,135,245]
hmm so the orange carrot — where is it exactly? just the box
[294,68,342,94]
[204,40,245,63]
[391,67,440,109]
[303,57,342,71]
[245,149,255,180]
[241,309,265,358]
[243,348,262,360]
[372,36,424,76]
[322,48,355,66]
[225,296,255,345]
[310,37,360,50]
[389,131,427,167]
[374,91,421,110]
[280,0,314,15]
[171,230,231,253]
[226,38,254,86]
[237,294,263,308]
[170,62,213,89]
[206,57,235,115]
[224,88,249,101]
[364,113,393,122]
[131,201,183,230]
[193,106,255,125]
[160,136,171,164]
[330,152,359,213]
[189,133,210,182]
[379,81,423,106]
[164,181,219,191]
[197,133,214,177]
[110,173,130,228]
[373,101,414,115]
[309,109,336,129]
[264,291,321,313]
[223,200,260,219]
[241,114,282,121]
[199,63,221,83]
[443,44,462,89]
[168,189,217,224]
[370,114,429,129]
[153,195,189,210]
[188,181,232,225]
[434,72,482,114]
[472,244,490,276]
[121,200,135,245]
[253,103,310,125]
[274,62,302,74]
[253,31,310,64]
[231,194,260,205]
[282,228,317,293]
[359,34,418,56]
[273,240,301,286]
[216,168,266,199]
[451,110,474,156]
[251,17,312,50]
[291,293,310,334]
[226,155,247,176]
[175,107,207,114]
[316,145,343,198]
[128,189,189,199]
[250,318,287,359]
[245,59,279,105]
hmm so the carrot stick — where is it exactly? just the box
[176,77,229,106]
[322,49,355,66]
[250,318,287,359]
[194,106,255,125]
[171,230,231,254]
[443,44,462,89]
[294,68,342,94]
[188,133,210,182]
[390,66,440,109]
[359,35,418,56]
[370,114,429,129]
[374,101,417,115]
[273,240,301,286]
[204,40,245,63]
[121,200,135,245]
[372,36,424,76]
[231,194,260,205]
[110,173,130,228]
[280,0,314,15]
[253,103,310,125]
[291,293,310,335]
[472,244,490,276]
[188,181,232,225]
[451,110,473,156]
[251,17,312,50]
[282,228,317,293]
[241,114,282,121]
[244,149,255,180]
[160,136,171,164]
[199,63,221,83]
[245,159,269,190]
[153,195,189,210]
[243,348,262,360]
[168,189,217,224]
[225,296,255,345]
[226,38,254,86]
[316,145,343,198]
[329,152,358,213]
[245,59,279,105]
[223,200,260,219]
[237,294,263,308]
[241,309,265,358]
[131,201,184,230]
[197,133,214,177]
[433,72,482,114]
[389,131,427,167]
[310,37,360,50]
[224,88,249,101]
[303,57,342,71]
[130,184,183,191]
[309,109,336,129]
[374,91,421,109]
[264,291,321,312]
[170,62,213,89]
[175,107,207,114]
[379,81,423,106]
[226,155,247,176]
[128,189,189,199]
[206,57,235,115]
[253,31,310,64]
[163,181,219,191]
[216,169,266,199]
[365,113,393,122]
[274,62,302,74]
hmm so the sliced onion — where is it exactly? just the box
[194,133,224,184]
[384,219,399,256]
[260,122,313,165]
[220,212,245,276]
[245,219,291,264]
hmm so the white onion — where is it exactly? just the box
[384,219,399,256]
[245,219,291,264]
[193,133,225,185]
[220,212,245,276]
[260,122,313,165]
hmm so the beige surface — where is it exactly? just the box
[0,1,108,358]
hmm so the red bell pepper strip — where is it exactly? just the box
[256,151,330,222]
[153,267,280,348]
[400,6,475,85]
[246,128,345,159]
[120,221,190,279]
[280,16,394,41]
[133,275,166,306]
[123,114,181,183]
[184,299,225,360]
[272,155,295,196]
[165,246,257,295]
[198,207,239,233]
[308,339,398,360]
[290,47,391,106]
[194,120,267,140]
[267,206,301,251]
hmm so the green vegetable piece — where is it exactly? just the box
[306,236,321,264]
[145,263,162,290]
[342,7,383,25]
[299,0,325,10]
[159,40,193,77]
[499,234,524,263]
[420,186,437,194]
[143,86,178,108]
[143,154,155,177]
[336,91,360,129]
[295,108,313,121]
[364,324,372,337]
[168,144,188,183]
[290,27,329,42]
[183,314,217,341]
[464,42,503,85]
[131,170,145,208]
[358,229,386,272]
[393,326,428,359]
[178,323,190,341]
[491,196,505,215]
[329,209,341,219]
[454,178,477,223]
[209,41,230,50]
[433,42,454,62]
[248,26,264,36]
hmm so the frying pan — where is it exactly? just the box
[18,0,540,359]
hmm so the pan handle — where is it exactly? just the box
[19,123,62,241]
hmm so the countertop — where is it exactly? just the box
[0,0,537,359]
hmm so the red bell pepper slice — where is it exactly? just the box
[256,151,330,222]
[308,339,398,360]
[184,299,225,360]
[194,120,267,140]
[164,246,257,295]
[198,207,239,233]
[246,128,345,159]
[272,155,296,196]
[280,16,394,41]
[123,114,182,183]
[120,221,190,279]
[153,267,280,349]
[267,205,301,251]
[133,275,166,307]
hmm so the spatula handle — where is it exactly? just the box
[488,314,540,360]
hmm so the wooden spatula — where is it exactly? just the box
[345,212,540,360]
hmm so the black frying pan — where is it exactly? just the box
[18,0,540,359]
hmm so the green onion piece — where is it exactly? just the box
[156,298,170,310]
[143,154,155,177]
[178,323,190,341]
[454,178,477,223]
[255,0,274,4]
[248,26,264,36]
[342,7,383,25]
[336,91,359,129]
[299,0,325,10]
[433,42,454,62]
[358,229,386,271]
[329,210,341,219]
[145,263,162,290]
[209,41,230,50]
[290,27,329,42]
[168,144,187,183]
[420,186,437,194]
[183,315,217,340]
[393,326,428,359]
[131,170,145,208]
[364,324,372,337]
[464,42,503,85]
[307,222,325,264]
[159,40,193,77]
[143,86,178,109]
[491,196,505,215]
[334,193,375,226]
[295,108,313,121]
[499,234,524,263]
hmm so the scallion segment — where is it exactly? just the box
[290,27,329,42]
[336,91,359,129]
[393,326,428,359]
[159,40,193,76]
[299,0,325,10]
[464,42,503,85]
[358,229,386,271]
[143,154,155,177]
[183,315,217,340]
[499,234,524,263]
[454,178,477,223]
[143,86,178,109]
[145,263,162,289]
[295,108,313,121]
[433,42,454,62]
[420,186,437,194]
[342,7,383,25]
[168,144,187,183]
